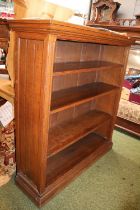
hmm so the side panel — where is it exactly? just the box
[15,32,56,193]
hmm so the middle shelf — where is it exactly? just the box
[51,82,118,114]
[48,110,112,157]
[53,61,123,76]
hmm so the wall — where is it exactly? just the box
[118,0,136,18]
[134,0,140,17]
[47,0,91,25]
[48,0,91,14]
[117,0,137,18]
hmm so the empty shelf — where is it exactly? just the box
[48,110,111,157]
[51,82,118,113]
[53,61,123,76]
[47,132,111,186]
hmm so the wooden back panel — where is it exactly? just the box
[55,41,100,63]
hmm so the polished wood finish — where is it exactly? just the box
[90,24,140,135]
[48,110,111,157]
[86,24,140,41]
[53,61,123,76]
[46,133,112,186]
[51,83,118,113]
[8,19,133,207]
[116,117,140,137]
[9,19,133,46]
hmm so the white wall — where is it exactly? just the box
[48,0,91,14]
[117,0,137,18]
[134,0,140,16]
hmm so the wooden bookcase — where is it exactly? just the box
[8,20,133,207]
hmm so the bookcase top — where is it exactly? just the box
[8,19,134,46]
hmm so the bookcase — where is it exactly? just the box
[8,20,133,207]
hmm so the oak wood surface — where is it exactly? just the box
[14,33,56,193]
[16,137,112,207]
[116,117,140,137]
[51,82,118,113]
[53,61,123,76]
[8,19,134,46]
[47,133,110,186]
[48,110,111,157]
[92,24,140,136]
[87,24,140,41]
[7,20,133,207]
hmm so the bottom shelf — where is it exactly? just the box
[46,133,111,186]
[16,133,112,207]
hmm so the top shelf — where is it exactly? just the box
[53,61,123,76]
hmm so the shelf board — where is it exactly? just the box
[46,133,112,186]
[53,61,123,76]
[51,82,118,114]
[48,110,111,157]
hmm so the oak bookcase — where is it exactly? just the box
[8,20,133,207]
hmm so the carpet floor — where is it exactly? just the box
[0,130,140,210]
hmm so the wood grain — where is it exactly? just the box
[47,133,110,186]
[8,19,134,46]
[7,20,132,207]
[53,61,123,76]
[48,110,111,157]
[51,82,118,113]
[115,117,140,137]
